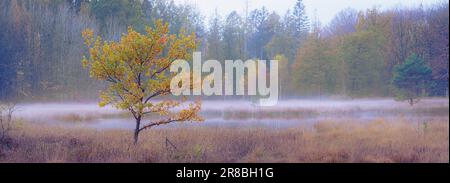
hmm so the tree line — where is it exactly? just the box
[0,0,448,100]
[291,4,448,98]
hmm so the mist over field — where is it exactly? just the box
[0,0,448,163]
[13,99,449,129]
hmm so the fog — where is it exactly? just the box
[12,98,448,130]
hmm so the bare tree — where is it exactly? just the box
[0,103,16,141]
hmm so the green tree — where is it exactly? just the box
[82,21,203,144]
[90,0,143,36]
[292,24,338,96]
[340,10,389,97]
[392,54,433,105]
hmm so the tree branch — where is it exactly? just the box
[144,89,171,104]
[150,62,171,79]
[138,112,195,132]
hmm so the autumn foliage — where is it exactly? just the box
[82,20,203,144]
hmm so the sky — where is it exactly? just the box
[173,0,444,25]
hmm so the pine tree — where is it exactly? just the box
[392,54,433,105]
[292,0,309,45]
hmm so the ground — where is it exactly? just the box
[0,118,448,163]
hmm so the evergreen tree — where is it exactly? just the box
[392,54,433,105]
[292,0,309,45]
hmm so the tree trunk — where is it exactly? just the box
[133,116,141,145]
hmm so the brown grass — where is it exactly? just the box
[0,118,448,163]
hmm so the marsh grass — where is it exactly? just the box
[0,118,448,163]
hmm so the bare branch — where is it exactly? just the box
[138,112,196,132]
[144,89,171,104]
[138,118,178,132]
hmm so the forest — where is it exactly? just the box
[0,0,448,101]
[0,0,449,164]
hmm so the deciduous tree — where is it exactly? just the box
[82,20,203,144]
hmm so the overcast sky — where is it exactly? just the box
[173,0,444,25]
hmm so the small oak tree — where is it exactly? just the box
[82,20,203,144]
[392,54,433,106]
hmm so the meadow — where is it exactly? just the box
[0,99,448,163]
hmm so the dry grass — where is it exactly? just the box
[0,118,448,163]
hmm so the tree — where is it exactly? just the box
[325,8,358,37]
[0,102,16,142]
[292,24,338,96]
[274,54,290,98]
[392,54,433,105]
[67,0,89,13]
[265,11,296,62]
[425,3,449,96]
[90,0,144,37]
[247,7,270,59]
[223,11,245,60]
[340,9,389,97]
[291,0,309,44]
[206,10,224,60]
[82,20,203,144]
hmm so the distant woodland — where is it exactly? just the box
[0,0,448,100]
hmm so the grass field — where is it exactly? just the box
[1,118,448,163]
